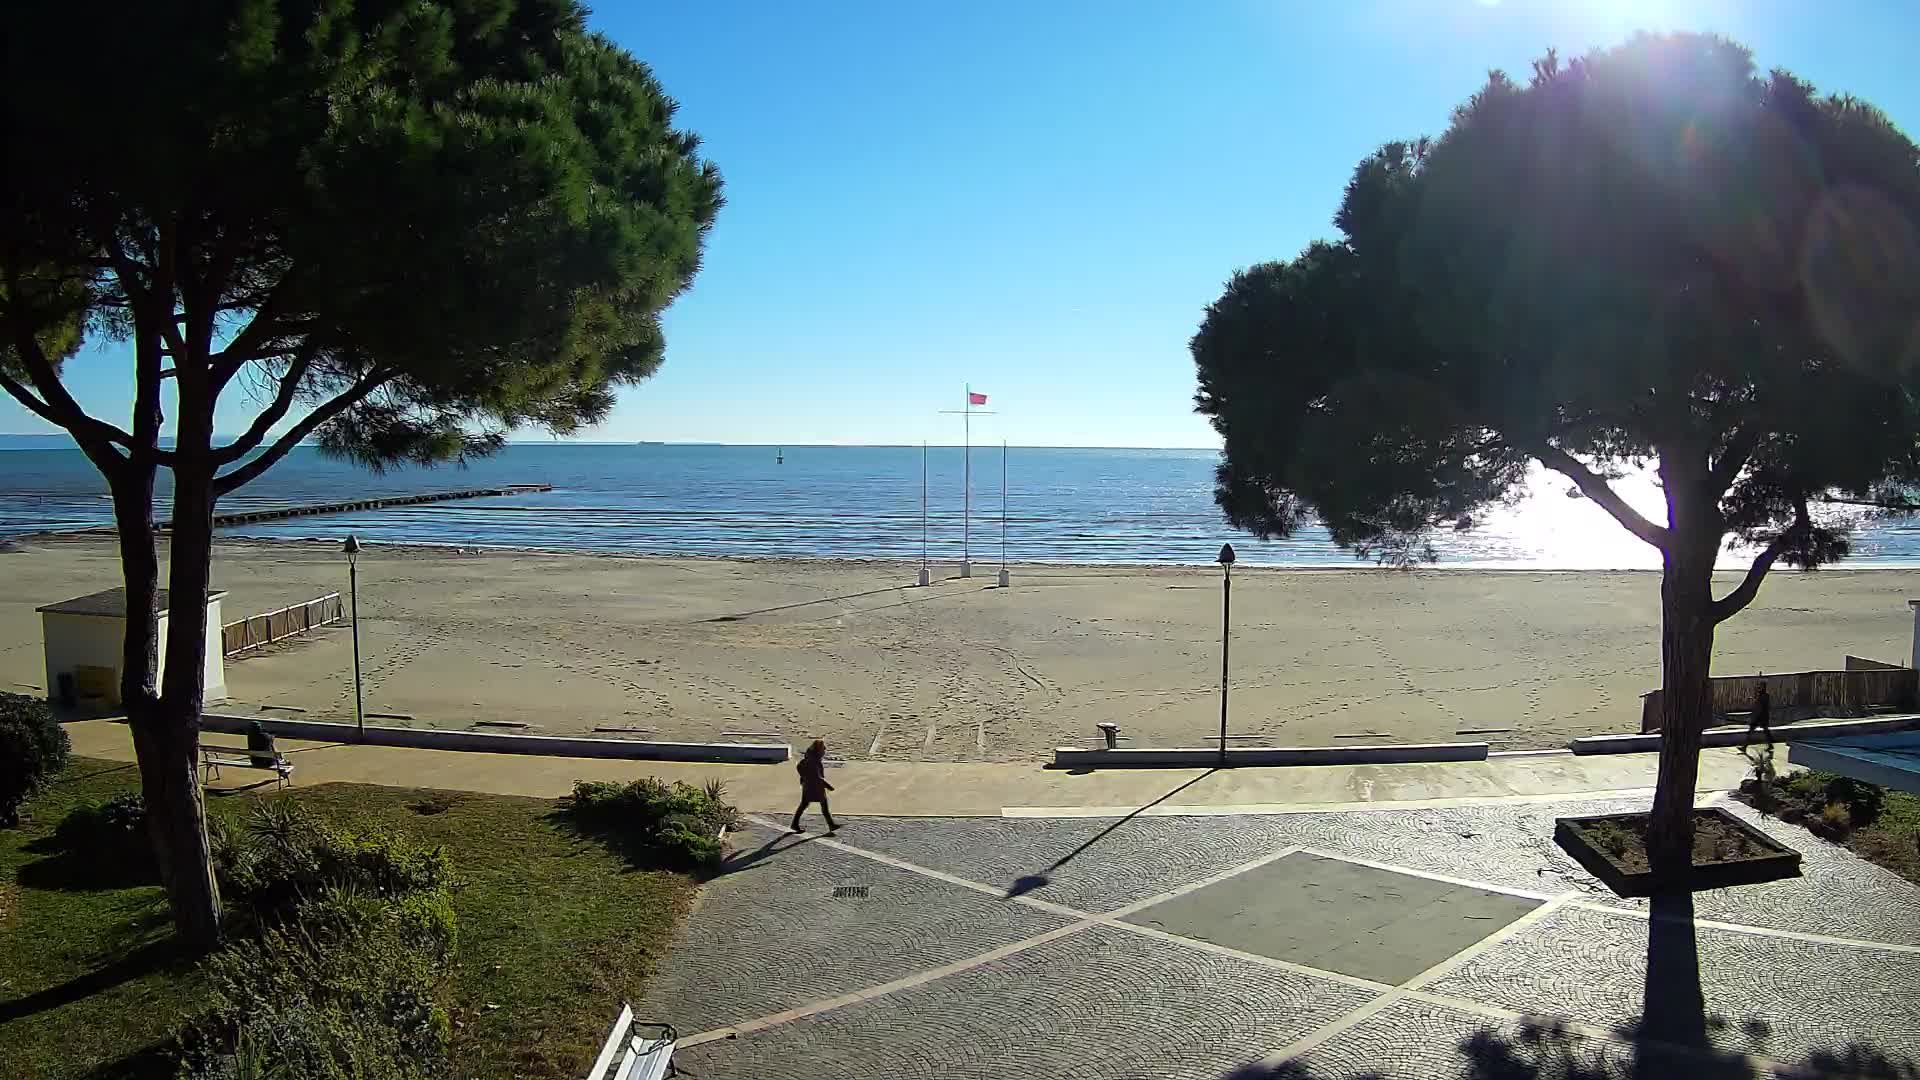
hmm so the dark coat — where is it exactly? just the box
[798,755,832,798]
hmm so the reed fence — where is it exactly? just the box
[221,592,345,657]
[1639,666,1916,732]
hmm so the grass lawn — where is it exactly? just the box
[0,759,699,1080]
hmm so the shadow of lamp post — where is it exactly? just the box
[1218,542,1235,766]
[344,534,364,741]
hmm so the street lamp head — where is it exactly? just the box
[343,534,362,559]
[1217,543,1236,566]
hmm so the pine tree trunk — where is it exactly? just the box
[1646,541,1717,875]
[109,470,161,711]
[152,441,224,950]
[107,451,222,948]
[128,699,220,947]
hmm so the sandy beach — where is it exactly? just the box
[3,535,1915,761]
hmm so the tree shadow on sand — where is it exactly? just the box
[1224,891,1919,1080]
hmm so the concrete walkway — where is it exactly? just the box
[64,719,1919,1076]
[65,719,1757,816]
[652,801,1920,1078]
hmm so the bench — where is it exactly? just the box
[587,1003,676,1080]
[199,745,293,791]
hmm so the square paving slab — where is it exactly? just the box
[673,923,1378,1080]
[1121,851,1542,984]
[643,826,1076,1033]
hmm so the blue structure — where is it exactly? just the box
[1789,731,1920,794]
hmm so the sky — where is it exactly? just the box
[6,0,1918,449]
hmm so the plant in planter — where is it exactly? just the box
[1555,808,1801,897]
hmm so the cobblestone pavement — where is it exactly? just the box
[646,794,1920,1079]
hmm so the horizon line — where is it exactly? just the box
[0,434,1221,452]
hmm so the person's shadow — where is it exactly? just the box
[713,830,821,877]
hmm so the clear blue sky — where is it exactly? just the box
[7,0,1916,448]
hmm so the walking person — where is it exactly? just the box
[1749,678,1773,741]
[791,739,838,833]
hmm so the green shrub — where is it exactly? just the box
[51,792,154,873]
[180,806,459,1080]
[566,779,629,816]
[565,776,738,830]
[180,887,454,1080]
[0,692,69,826]
[1822,775,1886,826]
[562,777,738,870]
[217,801,456,931]
[657,812,724,869]
[1780,770,1817,798]
[312,825,457,898]
[1771,769,1887,832]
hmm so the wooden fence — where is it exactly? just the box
[222,593,345,657]
[1640,666,1917,732]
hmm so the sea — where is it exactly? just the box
[4,440,1918,569]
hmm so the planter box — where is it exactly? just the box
[1554,808,1801,897]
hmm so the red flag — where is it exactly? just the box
[968,391,988,405]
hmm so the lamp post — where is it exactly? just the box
[343,534,365,741]
[1217,542,1235,766]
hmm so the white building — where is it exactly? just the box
[37,588,227,706]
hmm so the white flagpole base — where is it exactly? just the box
[997,568,1010,588]
[917,566,931,587]
[960,561,972,579]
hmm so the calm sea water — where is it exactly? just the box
[3,442,1917,568]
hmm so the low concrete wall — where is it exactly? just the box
[1051,742,1488,769]
[201,713,790,764]
[1572,714,1920,756]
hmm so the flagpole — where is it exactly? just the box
[962,384,972,578]
[918,441,931,587]
[998,439,1010,588]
